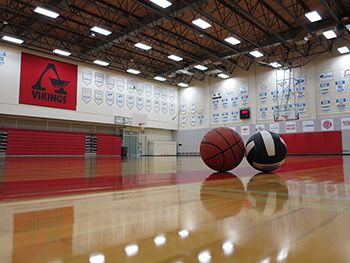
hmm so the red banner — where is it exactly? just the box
[19,53,77,110]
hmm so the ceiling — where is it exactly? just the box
[1,0,350,85]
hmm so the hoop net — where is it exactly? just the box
[274,66,301,122]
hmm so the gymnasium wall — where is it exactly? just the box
[177,50,350,154]
[0,44,178,131]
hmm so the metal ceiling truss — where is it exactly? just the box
[0,0,349,85]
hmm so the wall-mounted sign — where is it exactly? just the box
[19,53,78,110]
[321,119,334,131]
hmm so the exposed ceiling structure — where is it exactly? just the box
[1,0,350,85]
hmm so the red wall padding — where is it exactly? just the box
[7,129,86,155]
[280,131,342,154]
[97,135,122,155]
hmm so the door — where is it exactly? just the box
[123,131,139,157]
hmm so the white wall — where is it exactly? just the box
[178,50,350,130]
[0,44,178,130]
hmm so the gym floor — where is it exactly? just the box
[0,155,349,263]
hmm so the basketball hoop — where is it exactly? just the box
[274,65,302,122]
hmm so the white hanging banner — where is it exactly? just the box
[136,97,143,111]
[127,95,134,109]
[153,86,161,98]
[106,91,114,106]
[136,82,143,95]
[106,75,115,90]
[145,99,152,111]
[144,83,152,97]
[169,103,175,115]
[127,80,136,93]
[82,88,92,104]
[82,71,92,85]
[153,100,160,112]
[161,88,168,100]
[116,93,125,108]
[191,115,197,126]
[116,78,125,91]
[94,90,103,105]
[95,72,104,87]
[161,101,168,113]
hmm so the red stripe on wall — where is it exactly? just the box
[7,129,86,155]
[280,131,342,154]
[97,135,122,155]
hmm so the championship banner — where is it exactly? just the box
[19,53,77,110]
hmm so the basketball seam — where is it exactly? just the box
[229,129,245,153]
[202,139,242,162]
[227,130,239,164]
[219,149,226,171]
[213,129,242,166]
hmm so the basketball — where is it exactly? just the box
[245,130,287,172]
[200,127,245,171]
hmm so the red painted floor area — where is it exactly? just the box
[0,155,347,200]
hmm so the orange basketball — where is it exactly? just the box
[200,127,245,171]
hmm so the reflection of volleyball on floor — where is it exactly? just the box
[200,172,246,218]
[245,131,287,172]
[247,173,288,215]
[200,127,245,171]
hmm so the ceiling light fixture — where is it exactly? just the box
[34,7,59,18]
[126,68,141,74]
[1,35,24,44]
[218,73,229,79]
[135,42,152,50]
[305,11,322,22]
[93,60,109,66]
[322,29,337,39]
[168,54,183,61]
[337,46,350,54]
[224,36,241,45]
[53,49,71,56]
[194,64,208,71]
[154,76,166,81]
[149,0,172,8]
[249,50,264,58]
[91,26,112,36]
[177,83,189,87]
[270,62,282,68]
[192,18,211,29]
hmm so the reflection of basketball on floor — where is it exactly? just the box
[200,172,246,218]
[200,127,245,171]
[247,173,288,215]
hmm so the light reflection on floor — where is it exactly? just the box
[0,155,349,263]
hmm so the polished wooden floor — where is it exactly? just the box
[0,155,350,263]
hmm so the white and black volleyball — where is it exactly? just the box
[245,131,287,172]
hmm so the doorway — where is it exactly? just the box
[122,131,139,157]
